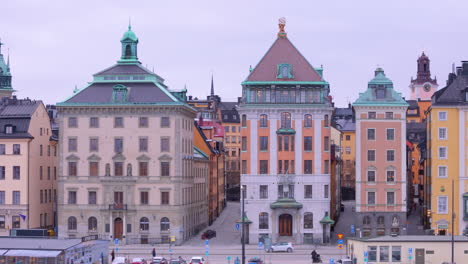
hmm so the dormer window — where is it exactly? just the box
[5,125,13,134]
[277,64,293,79]
[112,84,128,103]
[376,88,386,99]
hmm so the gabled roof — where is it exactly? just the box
[245,36,323,83]
[0,98,40,139]
[433,64,468,106]
[94,64,156,77]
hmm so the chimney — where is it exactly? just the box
[188,95,192,101]
[447,73,457,86]
[462,61,468,76]
[456,66,463,76]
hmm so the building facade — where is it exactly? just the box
[239,19,334,244]
[56,26,207,244]
[427,61,468,235]
[221,101,241,200]
[353,68,408,237]
[409,52,438,100]
[0,97,58,235]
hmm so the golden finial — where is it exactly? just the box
[278,17,287,38]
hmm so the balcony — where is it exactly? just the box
[109,204,127,210]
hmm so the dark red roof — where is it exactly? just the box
[246,37,322,82]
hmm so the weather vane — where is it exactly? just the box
[278,17,287,38]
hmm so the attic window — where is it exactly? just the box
[277,64,293,79]
[5,125,13,134]
[112,84,128,103]
[376,88,386,99]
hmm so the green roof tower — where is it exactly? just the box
[118,23,139,64]
[0,38,14,98]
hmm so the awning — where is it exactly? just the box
[0,249,7,256]
[4,250,62,257]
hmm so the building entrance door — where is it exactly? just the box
[279,214,292,236]
[415,248,425,264]
[114,217,123,239]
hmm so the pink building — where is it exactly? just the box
[353,68,408,237]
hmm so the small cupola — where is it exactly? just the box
[118,23,139,64]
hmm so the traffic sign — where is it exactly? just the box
[329,258,334,264]
[234,257,240,264]
[114,238,119,245]
[364,251,368,257]
[337,239,344,244]
[115,247,119,252]
[205,239,209,245]
[337,233,344,239]
[235,223,240,230]
[337,244,344,250]
[205,250,209,257]
[350,224,355,234]
[227,256,232,261]
[169,249,173,253]
[408,248,413,254]
[258,242,263,250]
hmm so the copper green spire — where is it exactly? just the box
[0,38,14,98]
[118,23,139,64]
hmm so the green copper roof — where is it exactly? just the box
[270,198,303,209]
[319,214,335,224]
[121,25,138,42]
[236,214,252,224]
[353,68,408,107]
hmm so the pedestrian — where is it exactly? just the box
[152,247,156,258]
[111,249,115,261]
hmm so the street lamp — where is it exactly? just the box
[240,185,246,264]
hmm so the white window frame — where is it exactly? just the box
[386,191,395,205]
[437,196,448,214]
[438,146,448,159]
[438,111,447,121]
[367,128,376,140]
[386,149,395,162]
[386,169,395,183]
[367,170,376,183]
[367,191,376,205]
[386,128,395,141]
[438,165,448,178]
[438,127,447,140]
[367,149,376,162]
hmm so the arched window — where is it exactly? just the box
[68,216,77,230]
[88,217,97,231]
[304,212,313,229]
[377,216,385,225]
[259,114,268,128]
[140,217,149,231]
[363,216,371,225]
[125,45,132,57]
[304,114,312,128]
[259,212,269,229]
[160,217,170,231]
[241,115,247,127]
[324,115,329,127]
[281,112,291,129]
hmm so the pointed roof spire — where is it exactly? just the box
[0,38,3,54]
[128,17,132,30]
[210,74,214,96]
[7,48,10,70]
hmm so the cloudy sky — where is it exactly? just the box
[2,0,468,107]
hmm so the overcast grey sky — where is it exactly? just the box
[2,0,468,107]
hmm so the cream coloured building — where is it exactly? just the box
[56,26,208,245]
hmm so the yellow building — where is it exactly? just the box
[427,62,468,235]
[333,106,356,193]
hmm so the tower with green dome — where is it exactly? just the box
[118,24,139,64]
[0,39,14,98]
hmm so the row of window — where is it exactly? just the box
[366,150,395,162]
[366,191,396,205]
[39,189,56,204]
[0,191,21,205]
[224,125,240,133]
[366,112,395,119]
[241,159,330,174]
[367,246,401,262]
[365,170,396,183]
[366,128,395,140]
[0,215,20,229]
[0,144,21,155]
[38,166,57,180]
[258,212,314,229]
[67,216,171,232]
[38,144,57,157]
[246,89,323,104]
[225,136,241,144]
[67,190,171,205]
[257,184,329,199]
[241,113,329,128]
[225,149,238,157]
[242,136,329,152]
[68,137,173,153]
[0,166,21,180]
[67,161,170,177]
[68,116,172,128]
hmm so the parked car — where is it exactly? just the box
[337,258,352,264]
[189,256,206,264]
[132,258,147,264]
[340,203,345,212]
[266,242,294,253]
[112,257,127,264]
[169,258,186,264]
[248,257,263,264]
[201,229,216,239]
[152,256,168,264]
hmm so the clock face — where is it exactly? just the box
[423,83,431,92]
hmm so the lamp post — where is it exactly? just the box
[241,185,246,264]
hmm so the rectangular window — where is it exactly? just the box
[12,216,20,228]
[278,136,282,151]
[438,111,447,121]
[385,112,393,119]
[68,162,77,176]
[88,191,97,205]
[259,160,268,174]
[0,191,4,204]
[114,138,123,153]
[89,138,99,152]
[260,185,268,199]
[13,144,20,155]
[241,160,247,174]
[324,184,329,199]
[39,166,43,180]
[368,246,377,262]
[387,170,395,182]
[345,135,351,141]
[304,136,313,151]
[259,136,268,151]
[367,150,375,161]
[0,215,4,228]
[386,128,395,140]
[368,192,376,205]
[284,136,289,151]
[387,191,395,205]
[89,117,99,128]
[438,166,447,178]
[139,162,149,176]
[161,191,169,205]
[160,137,170,152]
[438,127,447,140]
[438,196,448,214]
[0,166,4,180]
[114,162,124,176]
[68,138,77,152]
[278,160,283,174]
[40,190,43,203]
[47,145,50,156]
[346,160,351,168]
[367,128,376,140]
[39,145,43,156]
[89,162,99,176]
[140,191,149,205]
[380,246,389,262]
[304,185,312,198]
[324,160,330,174]
[139,117,149,128]
[368,112,376,119]
[139,137,148,152]
[232,126,237,132]
[387,150,395,161]
[367,171,375,182]
[114,117,124,128]
[391,246,401,262]
[241,137,247,151]
[324,136,329,151]
[224,126,229,132]
[345,146,351,154]
[68,117,78,128]
[161,117,170,127]
[161,162,170,176]
[439,147,447,159]
[13,166,20,180]
[12,191,20,204]
[304,160,312,174]
[0,144,5,155]
[68,191,77,204]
